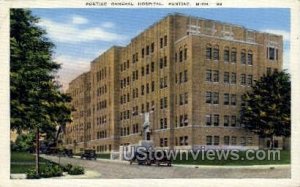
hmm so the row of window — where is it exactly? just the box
[206,136,253,146]
[96,85,107,97]
[96,130,107,139]
[96,144,112,152]
[175,114,189,127]
[120,93,130,105]
[206,114,237,127]
[96,100,107,110]
[175,48,188,63]
[206,92,237,105]
[120,123,140,136]
[206,45,253,65]
[175,70,188,84]
[175,136,189,146]
[96,67,107,82]
[160,138,168,147]
[96,115,107,125]
[206,70,253,85]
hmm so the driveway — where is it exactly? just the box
[41,155,290,179]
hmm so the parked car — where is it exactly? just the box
[129,150,153,165]
[154,150,172,167]
[80,149,97,160]
[63,149,73,158]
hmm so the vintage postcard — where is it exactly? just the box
[0,0,299,186]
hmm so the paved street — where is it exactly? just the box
[41,155,290,179]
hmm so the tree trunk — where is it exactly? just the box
[269,135,274,150]
[35,128,40,176]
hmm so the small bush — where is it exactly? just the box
[63,163,73,172]
[26,163,63,179]
[26,169,40,179]
[68,165,84,175]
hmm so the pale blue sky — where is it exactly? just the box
[31,8,290,89]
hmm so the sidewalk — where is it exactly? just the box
[94,157,290,169]
[10,170,101,179]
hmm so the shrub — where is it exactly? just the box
[40,164,63,178]
[26,169,40,179]
[68,165,84,175]
[26,163,63,179]
[63,163,73,172]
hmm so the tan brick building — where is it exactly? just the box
[64,13,283,153]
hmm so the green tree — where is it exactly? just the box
[240,71,291,149]
[10,9,72,175]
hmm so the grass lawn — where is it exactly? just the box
[172,150,290,165]
[11,151,51,173]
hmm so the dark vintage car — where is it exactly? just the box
[63,149,73,158]
[80,149,97,160]
[129,150,172,166]
[129,150,153,165]
[154,150,172,166]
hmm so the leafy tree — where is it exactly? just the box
[14,132,36,152]
[240,71,291,149]
[10,9,72,175]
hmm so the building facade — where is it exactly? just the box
[64,13,283,153]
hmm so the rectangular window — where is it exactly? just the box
[141,48,144,58]
[179,50,183,62]
[164,56,167,67]
[206,47,212,59]
[231,73,236,84]
[247,75,253,86]
[184,70,188,82]
[231,51,237,63]
[241,51,246,64]
[141,67,145,76]
[146,83,149,94]
[151,62,155,72]
[151,42,155,53]
[160,58,163,69]
[213,92,219,104]
[206,70,212,81]
[224,93,229,105]
[214,136,220,145]
[213,70,219,82]
[231,94,236,105]
[141,85,144,95]
[206,92,212,104]
[164,35,167,46]
[231,136,237,145]
[160,38,163,48]
[231,116,236,127]
[224,136,230,145]
[146,45,150,55]
[213,114,219,126]
[146,64,150,75]
[241,74,246,85]
[213,48,219,60]
[184,48,188,60]
[224,49,229,62]
[248,53,253,65]
[224,115,229,126]
[151,81,155,92]
[206,114,212,126]
[224,72,229,83]
[240,137,246,146]
[206,136,212,145]
[268,47,275,60]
